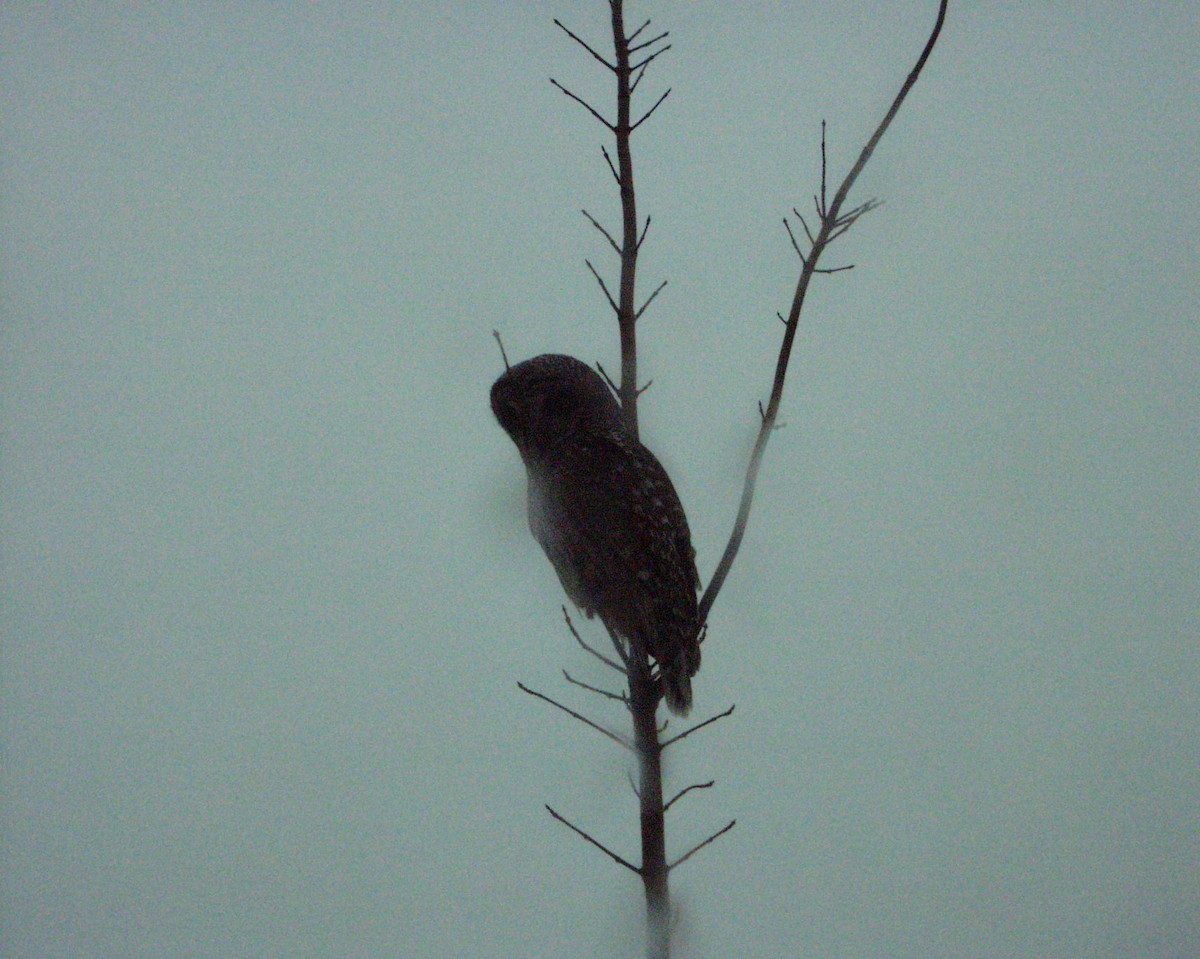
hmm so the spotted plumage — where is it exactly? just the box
[491,354,701,714]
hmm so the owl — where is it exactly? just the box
[491,353,702,715]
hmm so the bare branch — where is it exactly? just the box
[635,279,668,320]
[549,78,614,131]
[636,379,653,397]
[564,669,626,702]
[582,209,621,254]
[664,780,715,813]
[586,259,620,315]
[630,87,671,131]
[518,682,634,751]
[553,18,616,71]
[546,805,642,874]
[668,819,736,872]
[698,0,948,628]
[562,605,625,673]
[662,704,735,749]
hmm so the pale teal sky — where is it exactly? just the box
[3,3,1198,958]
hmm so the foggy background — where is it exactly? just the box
[3,3,1197,957]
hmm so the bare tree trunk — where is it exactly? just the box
[629,647,670,957]
[609,4,671,955]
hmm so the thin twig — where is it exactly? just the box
[820,119,828,211]
[634,279,668,320]
[795,209,816,245]
[636,213,652,251]
[668,819,736,872]
[601,145,620,185]
[564,670,626,702]
[783,219,807,262]
[630,44,671,74]
[492,330,510,369]
[549,78,614,131]
[562,606,625,673]
[582,209,621,254]
[631,87,671,131]
[604,624,631,669]
[546,805,642,874]
[553,19,616,71]
[664,780,715,813]
[626,18,652,45]
[630,63,648,97]
[628,29,669,55]
[662,704,736,749]
[586,259,620,315]
[594,363,621,400]
[518,682,633,750]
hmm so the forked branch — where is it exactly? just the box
[698,0,948,627]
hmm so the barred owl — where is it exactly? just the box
[491,353,702,715]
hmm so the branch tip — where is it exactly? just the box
[492,330,510,369]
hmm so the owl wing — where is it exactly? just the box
[528,432,698,656]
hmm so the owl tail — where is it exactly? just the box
[662,670,693,716]
[661,639,701,716]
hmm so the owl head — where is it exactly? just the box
[491,353,624,458]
